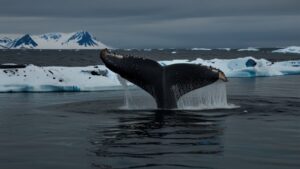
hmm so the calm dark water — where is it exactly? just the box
[0,50,299,169]
[1,49,300,66]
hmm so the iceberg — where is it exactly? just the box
[218,48,231,51]
[0,57,299,92]
[159,56,300,78]
[191,48,211,51]
[272,46,300,54]
[0,65,121,92]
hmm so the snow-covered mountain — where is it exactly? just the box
[64,31,98,47]
[10,34,38,49]
[0,31,109,49]
[0,37,12,48]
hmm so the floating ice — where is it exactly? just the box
[0,57,299,92]
[237,47,259,52]
[0,65,120,92]
[191,48,211,51]
[272,46,300,54]
[218,48,231,51]
[159,56,300,78]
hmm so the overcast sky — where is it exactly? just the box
[0,0,299,48]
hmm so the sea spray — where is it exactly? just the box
[177,80,230,110]
[119,76,156,109]
[120,78,233,110]
[121,88,157,109]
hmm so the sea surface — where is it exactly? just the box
[0,49,300,169]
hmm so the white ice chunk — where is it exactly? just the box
[191,48,211,51]
[272,46,300,54]
[237,47,259,52]
[0,56,299,92]
[159,56,300,78]
[0,65,121,92]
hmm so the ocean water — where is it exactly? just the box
[0,50,300,169]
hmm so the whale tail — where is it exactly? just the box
[100,49,227,109]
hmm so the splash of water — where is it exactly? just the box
[120,77,235,110]
[121,87,157,109]
[177,80,234,110]
[119,76,156,109]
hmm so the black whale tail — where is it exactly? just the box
[100,49,228,109]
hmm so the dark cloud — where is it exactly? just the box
[0,0,299,48]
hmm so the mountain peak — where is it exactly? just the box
[66,31,98,47]
[40,32,62,40]
[11,34,38,49]
[0,31,109,49]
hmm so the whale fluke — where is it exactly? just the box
[100,49,227,109]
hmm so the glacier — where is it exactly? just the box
[0,57,299,92]
[0,31,109,49]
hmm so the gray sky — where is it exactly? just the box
[0,0,299,48]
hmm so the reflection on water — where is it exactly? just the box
[90,110,230,168]
[0,75,299,169]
